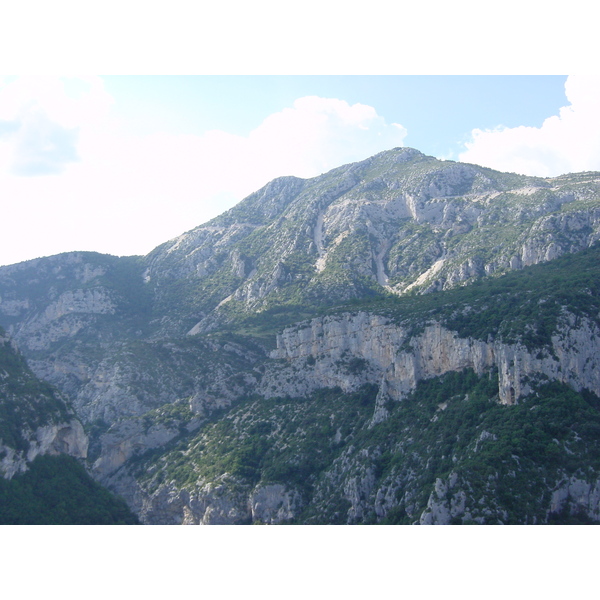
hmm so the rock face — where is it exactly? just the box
[265,312,600,408]
[92,419,185,478]
[0,329,88,479]
[549,477,600,522]
[419,471,600,525]
[420,477,470,525]
[111,301,600,525]
[248,484,303,524]
[0,419,88,480]
[104,472,302,525]
[14,288,116,352]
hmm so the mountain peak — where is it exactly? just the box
[2,147,600,525]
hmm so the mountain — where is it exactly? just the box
[0,327,138,523]
[0,326,87,479]
[144,146,600,334]
[1,147,600,524]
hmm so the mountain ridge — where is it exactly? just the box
[2,147,600,524]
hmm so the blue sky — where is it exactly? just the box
[102,76,570,158]
[1,74,599,267]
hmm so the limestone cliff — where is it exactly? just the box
[264,311,600,408]
[102,468,302,525]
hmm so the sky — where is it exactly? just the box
[1,74,600,267]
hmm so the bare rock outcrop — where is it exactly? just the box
[113,474,302,525]
[0,419,88,479]
[265,311,600,408]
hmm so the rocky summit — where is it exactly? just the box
[2,147,600,524]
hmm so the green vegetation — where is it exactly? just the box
[370,372,600,524]
[329,243,600,350]
[0,252,151,334]
[200,241,600,359]
[137,386,378,500]
[122,243,600,523]
[0,331,72,450]
[135,368,600,524]
[0,454,139,524]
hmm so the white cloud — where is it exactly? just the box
[459,75,600,177]
[0,79,407,266]
[246,96,407,179]
[0,76,114,177]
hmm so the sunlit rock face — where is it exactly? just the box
[266,312,600,406]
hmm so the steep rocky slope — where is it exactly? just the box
[1,147,600,524]
[144,147,600,333]
[264,312,600,407]
[120,377,600,525]
[93,247,600,524]
[2,149,599,431]
[0,327,87,479]
[0,327,139,523]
